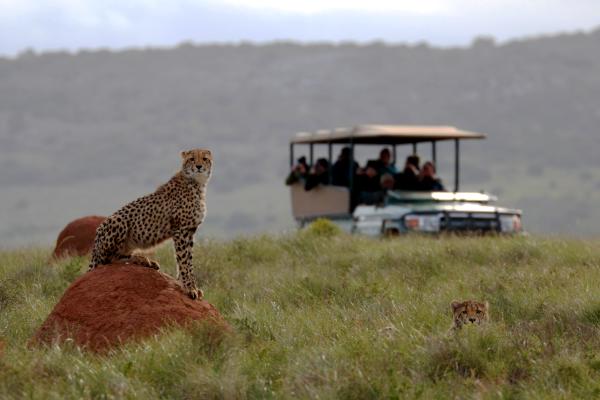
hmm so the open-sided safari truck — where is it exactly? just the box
[288,125,523,235]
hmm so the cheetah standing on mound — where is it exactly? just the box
[88,149,212,300]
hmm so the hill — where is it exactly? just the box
[1,30,600,245]
[1,232,600,397]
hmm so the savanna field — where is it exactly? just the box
[2,223,600,399]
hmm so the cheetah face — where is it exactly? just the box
[181,149,212,183]
[451,300,488,329]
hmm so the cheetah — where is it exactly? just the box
[451,300,489,330]
[88,149,212,300]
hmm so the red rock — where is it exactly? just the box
[53,216,106,258]
[33,264,229,352]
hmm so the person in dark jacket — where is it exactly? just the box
[332,147,359,187]
[417,161,445,191]
[355,160,384,204]
[304,158,330,191]
[394,154,420,190]
[285,156,309,185]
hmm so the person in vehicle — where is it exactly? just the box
[418,161,445,191]
[372,148,398,176]
[394,154,420,190]
[380,173,395,191]
[355,160,384,204]
[332,147,359,187]
[285,156,309,185]
[304,158,330,191]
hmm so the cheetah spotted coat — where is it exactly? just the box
[88,149,212,299]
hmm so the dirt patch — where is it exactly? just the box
[53,216,106,259]
[33,264,230,352]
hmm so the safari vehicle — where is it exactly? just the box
[288,125,523,235]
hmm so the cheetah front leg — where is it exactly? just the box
[173,228,202,300]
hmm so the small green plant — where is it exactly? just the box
[303,218,342,237]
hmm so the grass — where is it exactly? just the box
[1,224,600,398]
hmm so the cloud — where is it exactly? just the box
[0,0,599,55]
[218,0,451,15]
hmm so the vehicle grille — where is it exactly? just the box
[440,212,500,232]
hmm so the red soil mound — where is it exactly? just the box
[33,264,230,352]
[53,215,106,258]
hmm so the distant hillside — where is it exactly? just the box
[1,31,600,245]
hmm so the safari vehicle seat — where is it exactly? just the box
[290,183,351,220]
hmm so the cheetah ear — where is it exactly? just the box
[451,300,462,311]
[181,150,192,159]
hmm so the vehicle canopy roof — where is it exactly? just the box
[291,125,486,145]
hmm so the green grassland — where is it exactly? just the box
[2,224,600,399]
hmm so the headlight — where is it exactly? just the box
[499,214,522,233]
[404,214,441,232]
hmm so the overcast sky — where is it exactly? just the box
[1,0,599,55]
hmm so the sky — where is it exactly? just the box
[0,0,599,55]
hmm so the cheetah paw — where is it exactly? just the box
[147,260,160,270]
[187,287,203,300]
[135,257,160,270]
